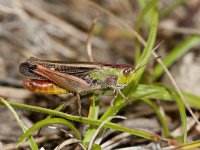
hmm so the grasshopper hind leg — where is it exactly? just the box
[60,93,82,116]
[75,93,82,116]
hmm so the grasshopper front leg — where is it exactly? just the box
[111,86,132,106]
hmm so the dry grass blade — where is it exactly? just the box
[160,25,200,35]
[101,132,130,149]
[171,114,200,137]
[88,116,126,150]
[86,17,98,62]
[54,138,84,150]
[152,52,200,128]
[4,135,60,150]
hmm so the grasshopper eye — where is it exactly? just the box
[123,68,131,77]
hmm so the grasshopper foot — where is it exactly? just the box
[73,93,82,116]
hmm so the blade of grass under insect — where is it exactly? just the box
[0,100,172,144]
[104,91,159,119]
[0,98,38,150]
[133,84,200,109]
[88,95,99,120]
[142,98,170,138]
[83,90,158,144]
[84,95,100,144]
[18,118,82,143]
[152,36,200,81]
[84,96,100,144]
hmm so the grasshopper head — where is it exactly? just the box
[117,67,135,88]
[19,57,45,80]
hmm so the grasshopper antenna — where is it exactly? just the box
[134,40,164,71]
[133,55,161,74]
[86,16,98,62]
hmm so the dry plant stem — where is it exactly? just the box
[102,138,129,150]
[160,26,200,35]
[54,138,84,150]
[171,113,200,137]
[87,17,97,62]
[152,52,200,127]
[3,134,60,150]
[101,132,130,149]
[88,116,127,150]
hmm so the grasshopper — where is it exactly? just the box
[19,41,162,115]
[19,57,136,114]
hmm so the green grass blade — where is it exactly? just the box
[134,0,158,63]
[18,118,82,143]
[0,98,38,150]
[133,7,158,87]
[130,84,200,109]
[0,100,173,143]
[182,92,200,109]
[88,95,99,120]
[168,89,187,142]
[152,36,200,81]
[142,99,170,137]
[84,95,100,144]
